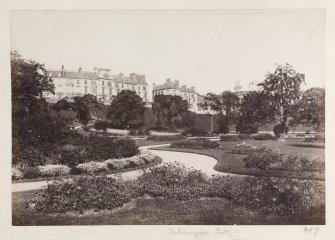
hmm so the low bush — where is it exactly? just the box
[105,159,130,170]
[253,133,275,140]
[22,167,41,179]
[94,120,110,131]
[38,165,71,177]
[73,161,109,174]
[170,138,219,149]
[227,143,258,154]
[296,133,305,137]
[138,149,156,163]
[33,176,135,213]
[182,128,208,137]
[128,129,137,136]
[147,135,186,142]
[273,124,289,138]
[244,149,324,172]
[220,135,240,142]
[11,166,24,180]
[58,144,89,168]
[235,122,258,134]
[304,135,325,143]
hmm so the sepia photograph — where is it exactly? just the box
[2,2,332,238]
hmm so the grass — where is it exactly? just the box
[150,139,325,181]
[12,190,324,225]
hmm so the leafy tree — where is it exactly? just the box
[236,91,276,133]
[152,95,190,131]
[107,90,145,129]
[11,51,56,142]
[258,63,305,131]
[53,94,102,126]
[294,87,325,132]
[201,91,239,133]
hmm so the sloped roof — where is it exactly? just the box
[47,70,99,80]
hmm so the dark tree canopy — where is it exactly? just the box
[53,94,102,126]
[258,63,305,130]
[294,87,325,132]
[152,95,191,131]
[107,90,145,129]
[201,91,239,133]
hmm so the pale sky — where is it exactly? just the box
[10,10,325,95]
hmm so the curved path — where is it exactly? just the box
[12,144,234,192]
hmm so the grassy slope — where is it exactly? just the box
[150,139,325,181]
[12,190,324,225]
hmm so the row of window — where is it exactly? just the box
[153,90,196,99]
[61,79,147,90]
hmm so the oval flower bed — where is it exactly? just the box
[12,149,158,180]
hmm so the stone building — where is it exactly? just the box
[44,66,148,105]
[152,79,205,113]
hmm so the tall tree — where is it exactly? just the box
[201,91,239,133]
[236,91,276,133]
[53,94,102,126]
[107,90,146,129]
[152,95,190,131]
[294,87,325,132]
[258,63,305,131]
[11,51,56,142]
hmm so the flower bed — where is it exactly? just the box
[227,143,258,154]
[31,163,325,215]
[170,138,219,149]
[12,150,158,179]
[253,133,276,140]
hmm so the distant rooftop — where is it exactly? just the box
[153,79,197,93]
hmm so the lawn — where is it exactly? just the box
[12,190,324,225]
[150,138,325,181]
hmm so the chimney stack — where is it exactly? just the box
[79,67,82,72]
[61,65,64,76]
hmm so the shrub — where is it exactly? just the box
[74,161,109,174]
[13,144,46,167]
[220,135,240,142]
[304,135,325,143]
[12,166,24,180]
[182,128,208,137]
[253,133,275,140]
[237,134,252,140]
[128,129,137,136]
[170,138,219,149]
[87,135,139,161]
[33,176,134,213]
[235,122,258,134]
[244,149,324,172]
[105,159,130,170]
[227,143,258,154]
[126,156,146,167]
[38,164,71,177]
[58,144,89,167]
[22,167,41,179]
[94,120,110,131]
[147,135,186,142]
[138,149,156,163]
[273,124,289,138]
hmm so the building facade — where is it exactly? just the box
[44,66,148,105]
[152,79,206,113]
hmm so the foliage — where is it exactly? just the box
[273,124,289,138]
[73,162,109,174]
[235,121,259,134]
[147,135,186,142]
[182,128,208,137]
[304,135,325,143]
[33,176,134,213]
[244,149,324,172]
[236,91,275,132]
[253,133,275,140]
[58,144,89,168]
[170,138,219,149]
[53,94,102,126]
[227,143,258,154]
[258,63,305,131]
[220,135,240,142]
[22,167,41,179]
[31,163,324,215]
[94,120,110,131]
[152,95,190,131]
[216,113,230,134]
[293,88,325,132]
[12,166,24,180]
[38,165,71,177]
[107,90,145,129]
